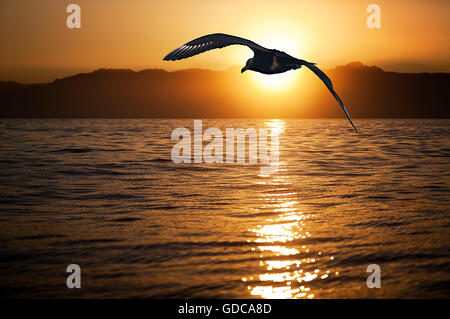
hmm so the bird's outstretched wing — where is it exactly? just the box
[299,60,358,133]
[163,33,271,61]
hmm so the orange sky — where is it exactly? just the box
[0,0,449,83]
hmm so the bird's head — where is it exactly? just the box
[241,58,254,73]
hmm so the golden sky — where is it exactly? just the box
[0,0,449,82]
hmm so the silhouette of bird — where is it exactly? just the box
[164,33,358,132]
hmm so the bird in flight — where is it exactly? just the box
[164,33,358,132]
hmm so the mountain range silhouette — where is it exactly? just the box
[0,62,448,118]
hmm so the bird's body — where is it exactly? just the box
[164,33,358,132]
[245,51,301,74]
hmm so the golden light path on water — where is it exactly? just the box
[242,120,337,299]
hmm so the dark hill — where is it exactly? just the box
[0,62,448,118]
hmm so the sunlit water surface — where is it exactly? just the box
[0,119,449,298]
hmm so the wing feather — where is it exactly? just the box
[163,33,270,61]
[299,60,358,133]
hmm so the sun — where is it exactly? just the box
[250,71,299,92]
[246,33,305,92]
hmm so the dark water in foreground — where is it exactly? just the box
[0,119,449,298]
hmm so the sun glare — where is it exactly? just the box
[250,71,299,92]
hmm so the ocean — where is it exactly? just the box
[0,118,449,298]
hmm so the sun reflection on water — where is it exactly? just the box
[243,120,336,299]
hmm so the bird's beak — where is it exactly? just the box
[241,66,247,73]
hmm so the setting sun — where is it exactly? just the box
[248,70,299,92]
